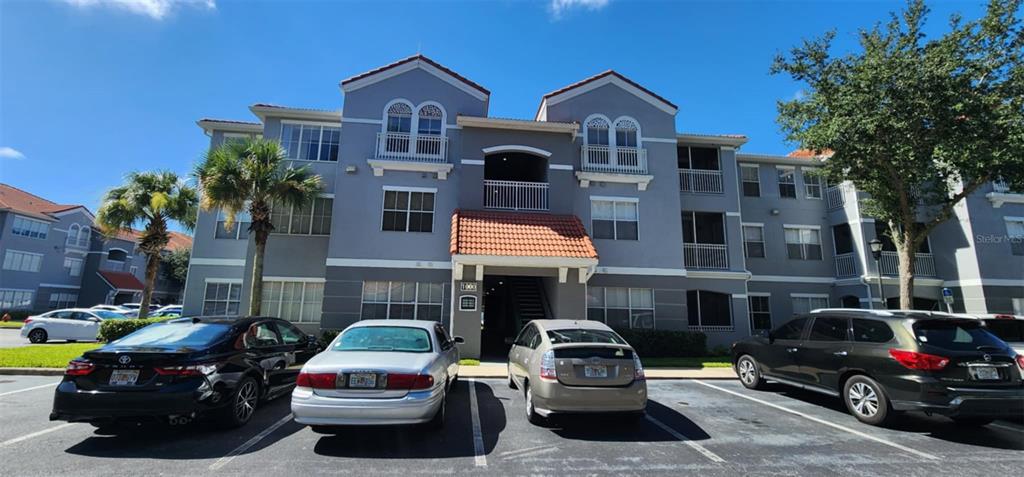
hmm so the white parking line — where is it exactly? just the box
[693,380,939,461]
[0,423,75,447]
[645,415,725,463]
[0,382,59,398]
[991,422,1024,434]
[467,378,487,467]
[208,414,292,471]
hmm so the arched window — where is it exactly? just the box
[585,117,610,146]
[417,104,443,136]
[614,118,639,148]
[385,102,412,133]
[66,224,80,246]
[107,248,128,262]
[79,226,91,247]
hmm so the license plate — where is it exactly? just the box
[109,369,139,386]
[348,373,377,388]
[584,365,607,378]
[970,366,1000,380]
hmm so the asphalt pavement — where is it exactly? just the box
[0,328,27,348]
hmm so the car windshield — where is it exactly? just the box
[546,328,627,345]
[333,326,432,353]
[983,319,1024,342]
[112,322,231,349]
[913,320,1007,351]
[93,311,126,319]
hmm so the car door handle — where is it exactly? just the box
[833,351,848,357]
[786,348,799,353]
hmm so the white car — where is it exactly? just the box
[119,303,158,311]
[291,320,463,431]
[21,308,129,343]
[153,305,182,315]
[90,304,130,314]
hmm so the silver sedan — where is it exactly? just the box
[291,320,462,430]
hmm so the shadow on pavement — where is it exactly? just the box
[313,379,506,459]
[547,400,711,442]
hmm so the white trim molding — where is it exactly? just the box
[205,278,243,284]
[341,117,383,125]
[191,258,247,267]
[943,278,1024,287]
[540,74,678,116]
[367,159,453,180]
[589,195,640,203]
[987,192,1024,208]
[461,159,485,166]
[481,145,552,158]
[262,276,326,283]
[575,171,654,191]
[38,283,81,289]
[686,270,751,280]
[750,274,835,284]
[593,266,686,277]
[791,292,830,299]
[325,258,452,269]
[382,185,438,193]
[549,164,574,171]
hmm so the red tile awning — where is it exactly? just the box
[450,209,598,259]
[97,270,145,291]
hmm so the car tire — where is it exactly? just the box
[28,328,47,344]
[524,383,544,426]
[507,365,517,390]
[951,417,994,427]
[736,355,765,390]
[218,376,259,429]
[843,375,891,426]
[310,425,343,435]
[427,386,446,430]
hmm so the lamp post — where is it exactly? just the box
[869,238,885,309]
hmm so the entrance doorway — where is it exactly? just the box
[480,275,549,361]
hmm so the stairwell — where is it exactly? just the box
[507,276,551,326]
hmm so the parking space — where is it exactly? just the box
[0,375,1021,476]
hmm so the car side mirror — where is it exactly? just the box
[453,336,465,344]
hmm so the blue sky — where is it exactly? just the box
[0,0,988,226]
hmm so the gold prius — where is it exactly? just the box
[507,319,647,424]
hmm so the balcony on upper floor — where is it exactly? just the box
[483,150,550,211]
[368,132,453,179]
[483,180,549,211]
[989,179,1024,208]
[576,145,653,191]
[879,251,936,277]
[834,252,858,278]
[678,169,724,194]
[683,243,729,270]
[682,211,729,269]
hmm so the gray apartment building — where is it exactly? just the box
[183,55,1024,359]
[0,183,191,311]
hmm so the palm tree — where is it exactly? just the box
[96,171,198,318]
[195,138,322,315]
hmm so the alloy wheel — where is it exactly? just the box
[848,382,879,417]
[738,359,756,385]
[235,381,257,422]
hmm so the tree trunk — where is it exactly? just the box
[897,234,917,310]
[248,228,269,315]
[138,252,161,319]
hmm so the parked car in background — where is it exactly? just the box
[507,320,647,425]
[732,309,1024,426]
[51,316,320,431]
[119,303,160,312]
[956,314,1024,355]
[154,305,183,316]
[21,309,131,343]
[291,320,462,431]
[90,305,131,314]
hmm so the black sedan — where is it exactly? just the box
[732,309,1024,426]
[51,316,321,431]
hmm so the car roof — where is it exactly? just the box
[807,308,969,321]
[532,319,612,331]
[47,308,101,313]
[348,319,437,330]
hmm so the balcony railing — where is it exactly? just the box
[375,132,448,163]
[826,185,845,210]
[483,180,549,211]
[879,251,936,277]
[834,252,857,278]
[580,145,648,175]
[683,243,729,270]
[679,169,724,194]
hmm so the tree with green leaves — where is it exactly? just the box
[96,171,198,318]
[162,247,191,285]
[194,138,322,315]
[772,0,1023,309]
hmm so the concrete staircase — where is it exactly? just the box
[507,276,549,325]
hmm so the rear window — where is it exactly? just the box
[912,320,1006,351]
[852,319,895,343]
[546,328,627,345]
[333,326,432,353]
[94,311,127,319]
[983,319,1024,342]
[113,322,231,348]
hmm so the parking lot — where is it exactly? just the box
[1,375,1022,476]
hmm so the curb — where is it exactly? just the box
[0,367,64,376]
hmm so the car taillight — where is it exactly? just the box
[154,364,218,376]
[1016,355,1024,371]
[23,318,33,324]
[889,349,950,371]
[994,314,1015,320]
[296,371,336,389]
[385,373,434,390]
[633,352,645,381]
[539,350,557,381]
[65,359,95,376]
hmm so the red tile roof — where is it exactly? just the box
[542,70,678,110]
[450,210,598,259]
[787,149,834,159]
[0,183,88,220]
[341,55,490,96]
[109,229,193,251]
[98,270,145,291]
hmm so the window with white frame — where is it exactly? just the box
[1005,218,1024,256]
[261,280,324,323]
[382,189,434,233]
[386,102,413,133]
[49,293,78,309]
[742,224,765,258]
[130,266,138,276]
[614,118,639,148]
[66,224,91,247]
[417,104,443,136]
[280,123,340,161]
[740,164,760,197]
[3,250,43,272]
[749,294,772,331]
[784,225,822,260]
[585,117,610,146]
[777,166,797,198]
[12,216,49,239]
[107,249,128,263]
[586,287,654,330]
[0,289,34,310]
[216,208,251,240]
[792,295,829,314]
[803,168,824,199]
[361,281,445,321]
[591,199,638,240]
[270,198,333,235]
[687,290,733,330]
[78,226,91,247]
[64,257,83,277]
[202,281,242,315]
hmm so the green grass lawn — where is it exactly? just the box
[641,356,732,368]
[0,321,24,329]
[0,343,102,368]
[459,358,481,366]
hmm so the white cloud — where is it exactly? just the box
[62,0,216,20]
[0,147,26,161]
[549,0,610,20]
